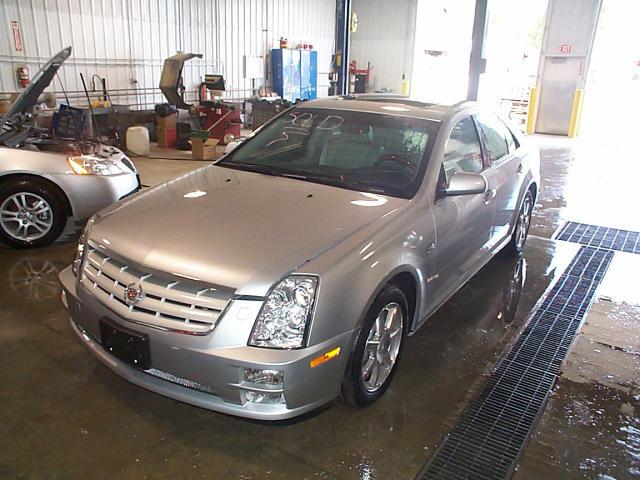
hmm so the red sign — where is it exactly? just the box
[558,44,572,54]
[11,20,23,52]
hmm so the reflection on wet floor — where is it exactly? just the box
[8,257,65,302]
[516,249,640,480]
[0,138,638,479]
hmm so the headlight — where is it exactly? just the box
[72,216,94,276]
[67,156,126,176]
[248,275,318,349]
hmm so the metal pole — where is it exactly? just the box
[336,0,352,95]
[467,0,489,101]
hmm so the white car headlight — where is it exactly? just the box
[248,276,318,349]
[72,216,95,276]
[67,156,126,176]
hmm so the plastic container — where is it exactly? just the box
[126,126,150,155]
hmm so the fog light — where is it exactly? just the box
[241,368,285,405]
[243,391,285,404]
[243,368,284,387]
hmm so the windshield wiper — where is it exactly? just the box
[218,162,289,176]
[217,162,393,195]
[297,172,388,194]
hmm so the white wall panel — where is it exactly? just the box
[0,0,335,108]
[350,0,416,94]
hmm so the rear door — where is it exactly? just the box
[429,115,496,309]
[475,113,524,249]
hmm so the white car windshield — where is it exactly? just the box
[219,107,439,198]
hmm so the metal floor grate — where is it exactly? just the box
[556,221,640,254]
[416,246,613,480]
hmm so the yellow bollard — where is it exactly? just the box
[526,87,538,135]
[568,89,584,138]
[401,76,410,96]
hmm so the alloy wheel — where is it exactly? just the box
[515,194,532,250]
[0,192,54,242]
[361,302,404,392]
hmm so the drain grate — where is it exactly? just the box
[555,221,640,254]
[416,246,613,480]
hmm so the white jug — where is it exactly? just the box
[126,126,150,156]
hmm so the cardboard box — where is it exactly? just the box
[156,113,177,128]
[156,125,176,148]
[191,137,220,160]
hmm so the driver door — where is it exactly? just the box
[429,116,497,309]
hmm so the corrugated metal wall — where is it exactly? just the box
[0,0,335,108]
[350,0,416,94]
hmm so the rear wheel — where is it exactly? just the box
[0,177,67,248]
[342,284,408,407]
[503,190,533,257]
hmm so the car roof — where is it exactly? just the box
[300,95,478,123]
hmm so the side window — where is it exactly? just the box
[443,116,484,181]
[476,113,509,163]
[504,122,517,152]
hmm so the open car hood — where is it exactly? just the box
[1,46,71,126]
[159,52,203,110]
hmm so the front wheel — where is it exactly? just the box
[503,190,533,257]
[342,284,408,407]
[0,177,67,248]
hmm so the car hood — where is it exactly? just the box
[91,166,407,295]
[1,46,71,125]
[159,52,203,110]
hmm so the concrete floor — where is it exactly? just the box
[1,136,638,479]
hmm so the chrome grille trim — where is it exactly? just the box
[144,368,216,395]
[80,242,234,334]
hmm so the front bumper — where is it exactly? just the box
[59,266,353,420]
[51,171,140,221]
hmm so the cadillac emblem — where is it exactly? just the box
[124,283,143,306]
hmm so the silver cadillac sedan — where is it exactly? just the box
[59,96,539,419]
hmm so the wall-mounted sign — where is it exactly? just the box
[558,44,572,54]
[11,20,23,52]
[244,55,263,79]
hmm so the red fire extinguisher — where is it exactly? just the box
[17,66,29,88]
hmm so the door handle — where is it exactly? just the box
[517,163,523,174]
[484,188,496,204]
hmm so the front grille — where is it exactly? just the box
[80,243,234,334]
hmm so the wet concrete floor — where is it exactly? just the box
[514,135,640,480]
[1,136,638,479]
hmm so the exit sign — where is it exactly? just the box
[559,44,572,54]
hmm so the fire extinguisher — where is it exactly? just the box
[17,66,29,88]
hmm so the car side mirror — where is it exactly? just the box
[445,172,487,196]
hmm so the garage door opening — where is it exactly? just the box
[580,0,640,141]
[410,0,475,104]
[477,0,547,128]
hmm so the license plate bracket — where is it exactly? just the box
[99,319,150,370]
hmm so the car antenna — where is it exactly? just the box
[79,72,102,144]
[56,72,83,141]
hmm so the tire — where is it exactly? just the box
[503,190,533,257]
[0,177,68,248]
[342,284,409,407]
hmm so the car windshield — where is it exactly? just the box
[217,107,439,198]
